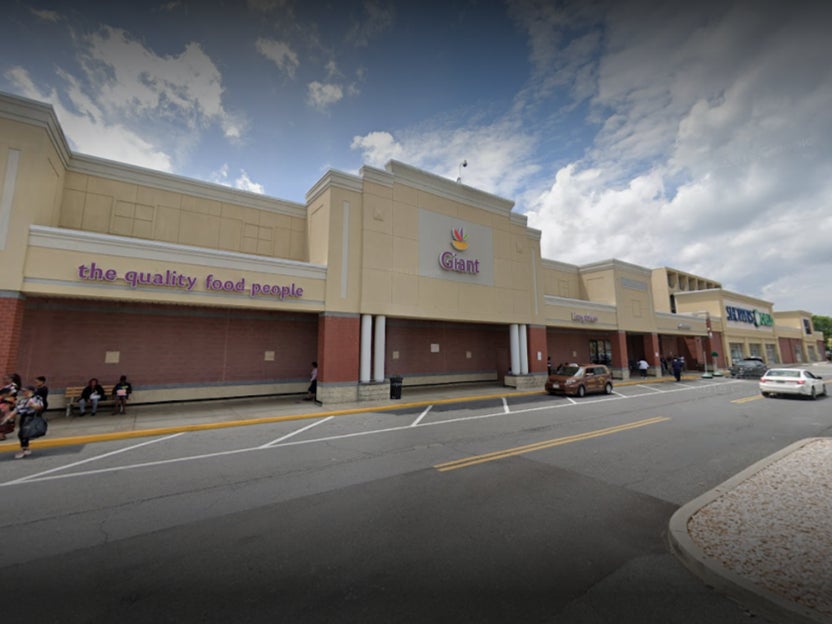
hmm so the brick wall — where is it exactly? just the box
[0,295,25,374]
[385,319,508,377]
[16,298,317,389]
[317,314,360,382]
[547,329,609,366]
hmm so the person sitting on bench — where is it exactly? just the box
[78,378,106,416]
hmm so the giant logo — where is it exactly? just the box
[439,227,480,274]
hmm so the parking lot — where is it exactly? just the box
[1,367,830,623]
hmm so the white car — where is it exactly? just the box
[759,368,827,399]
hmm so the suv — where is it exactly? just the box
[545,364,613,397]
[729,357,768,379]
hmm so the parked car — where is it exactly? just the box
[546,364,613,397]
[729,357,768,379]
[760,368,827,399]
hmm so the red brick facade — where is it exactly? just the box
[0,294,25,375]
[317,314,360,383]
[526,325,548,373]
[17,298,317,389]
[385,319,509,377]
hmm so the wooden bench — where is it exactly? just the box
[64,385,115,417]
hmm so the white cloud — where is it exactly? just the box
[210,164,265,194]
[6,66,173,171]
[307,81,343,111]
[234,170,265,194]
[79,27,242,140]
[352,120,540,200]
[256,38,300,79]
[520,0,832,314]
[30,8,61,22]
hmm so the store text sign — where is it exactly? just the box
[418,210,494,286]
[725,305,773,327]
[439,227,480,275]
[77,262,303,300]
[571,312,598,324]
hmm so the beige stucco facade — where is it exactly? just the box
[0,91,826,407]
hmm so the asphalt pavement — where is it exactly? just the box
[2,371,829,623]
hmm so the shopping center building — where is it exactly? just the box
[0,92,825,409]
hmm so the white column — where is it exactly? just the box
[373,315,386,382]
[509,324,520,375]
[360,314,372,383]
[519,324,529,374]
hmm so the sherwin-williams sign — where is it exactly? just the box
[77,262,303,300]
[725,303,773,328]
[418,210,493,285]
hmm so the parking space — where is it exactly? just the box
[1,377,750,488]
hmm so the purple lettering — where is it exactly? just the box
[439,251,480,275]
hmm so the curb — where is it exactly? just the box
[668,437,829,624]
[0,374,709,454]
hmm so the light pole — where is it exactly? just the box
[456,160,467,183]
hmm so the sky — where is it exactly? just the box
[1,0,831,316]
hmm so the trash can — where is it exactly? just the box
[389,375,403,400]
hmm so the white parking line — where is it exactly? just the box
[3,432,186,485]
[502,398,510,414]
[259,416,334,448]
[0,380,741,487]
[635,384,666,393]
[411,405,432,427]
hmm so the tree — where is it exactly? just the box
[812,315,832,347]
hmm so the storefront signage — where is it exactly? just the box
[439,227,480,275]
[571,312,598,324]
[77,262,303,300]
[418,210,494,285]
[725,305,773,327]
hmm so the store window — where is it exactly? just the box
[748,343,762,358]
[729,342,744,362]
[765,344,779,364]
[808,346,817,361]
[589,339,612,365]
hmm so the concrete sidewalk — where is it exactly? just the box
[0,381,546,453]
[0,375,697,453]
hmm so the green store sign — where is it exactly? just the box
[725,306,773,327]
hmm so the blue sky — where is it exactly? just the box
[2,0,831,316]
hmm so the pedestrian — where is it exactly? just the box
[672,357,683,382]
[637,358,649,378]
[34,376,49,412]
[0,373,21,399]
[10,385,44,459]
[0,396,15,440]
[112,375,133,415]
[547,356,553,375]
[78,377,106,416]
[303,362,318,402]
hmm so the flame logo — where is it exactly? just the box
[451,227,469,251]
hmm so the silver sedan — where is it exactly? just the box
[760,368,827,399]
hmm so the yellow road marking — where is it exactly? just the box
[434,416,671,472]
[731,395,763,404]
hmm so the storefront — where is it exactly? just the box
[0,91,824,409]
